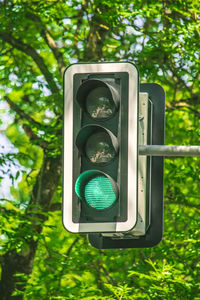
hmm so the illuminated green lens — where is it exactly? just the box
[85,176,116,209]
[75,171,117,210]
[75,170,96,199]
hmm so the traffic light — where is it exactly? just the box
[63,62,139,233]
[62,62,165,249]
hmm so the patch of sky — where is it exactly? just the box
[69,58,78,64]
[167,70,173,77]
[44,109,55,119]
[0,101,14,130]
[63,18,71,25]
[181,74,191,87]
[38,130,45,136]
[1,87,12,94]
[83,13,91,20]
[125,26,141,36]
[129,3,134,10]
[136,36,144,44]
[57,41,63,48]
[181,74,188,82]
[130,44,135,53]
[194,52,199,60]
[0,134,25,201]
[77,41,83,49]
[178,35,185,43]
[32,76,52,96]
[180,18,186,26]
[154,17,161,23]
[32,82,39,90]
[9,73,22,87]
[134,15,145,28]
[65,39,73,45]
[9,74,18,81]
[0,101,30,201]
[0,234,7,242]
[173,53,182,63]
[122,18,129,25]
[173,41,179,48]
[0,234,8,251]
[74,4,82,9]
[130,43,142,53]
[112,33,121,40]
[43,86,52,96]
[12,5,21,12]
[153,17,163,32]
[116,50,126,59]
[134,36,144,51]
[135,44,142,52]
[143,36,150,46]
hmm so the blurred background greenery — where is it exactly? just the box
[0,0,199,299]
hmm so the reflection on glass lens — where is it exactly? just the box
[86,87,115,119]
[85,131,116,163]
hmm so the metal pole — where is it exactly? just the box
[139,145,200,157]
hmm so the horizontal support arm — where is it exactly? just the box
[139,145,200,157]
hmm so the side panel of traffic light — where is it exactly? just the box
[63,62,139,233]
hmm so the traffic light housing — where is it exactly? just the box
[63,62,139,233]
[62,62,165,249]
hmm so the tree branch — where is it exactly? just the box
[25,11,66,75]
[4,96,43,127]
[0,31,59,95]
[4,96,48,148]
[42,30,66,75]
[166,100,200,118]
[84,4,109,61]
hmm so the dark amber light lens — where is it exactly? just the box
[86,87,115,119]
[85,131,116,163]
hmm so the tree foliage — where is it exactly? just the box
[0,0,200,299]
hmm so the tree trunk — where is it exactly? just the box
[0,155,62,299]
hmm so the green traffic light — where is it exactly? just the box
[85,176,116,209]
[75,171,117,210]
